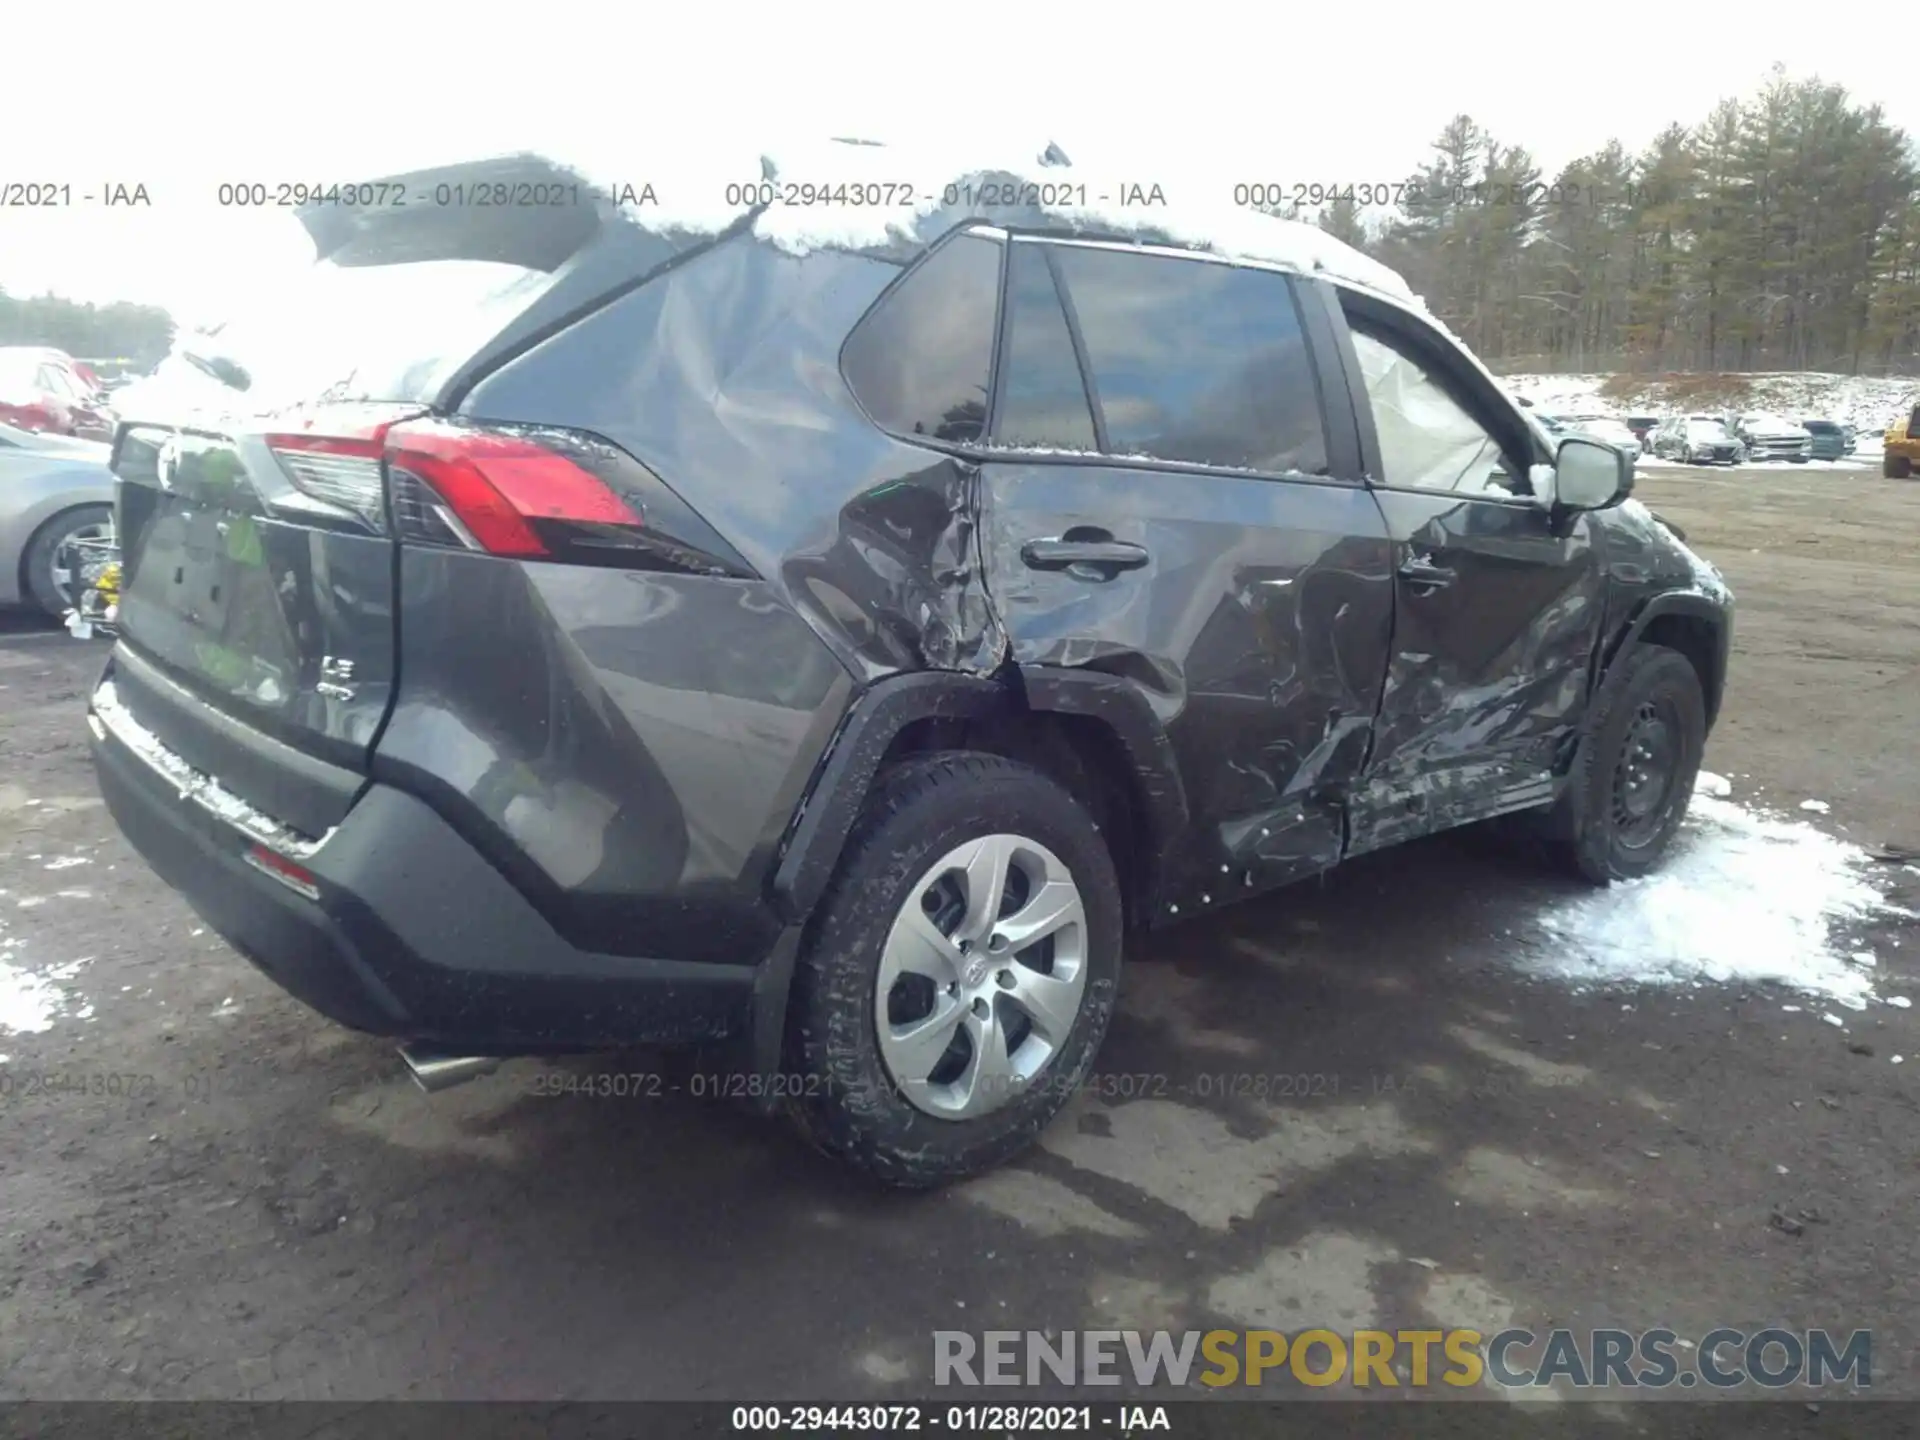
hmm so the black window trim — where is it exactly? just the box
[981,227,1014,442]
[984,238,1106,455]
[1042,243,1110,454]
[1331,284,1553,508]
[1292,276,1366,483]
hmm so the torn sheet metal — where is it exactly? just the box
[1358,487,1605,849]
[460,235,1004,683]
[979,458,1394,899]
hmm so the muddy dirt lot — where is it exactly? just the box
[1,459,1917,1409]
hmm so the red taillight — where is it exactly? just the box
[383,420,641,558]
[267,414,700,569]
[244,844,320,901]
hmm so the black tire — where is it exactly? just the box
[1886,454,1914,480]
[1555,644,1706,884]
[23,504,113,618]
[784,750,1123,1188]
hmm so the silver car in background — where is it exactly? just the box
[1730,412,1812,462]
[1652,415,1747,465]
[1563,414,1644,459]
[0,421,116,618]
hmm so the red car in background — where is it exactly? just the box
[0,347,117,441]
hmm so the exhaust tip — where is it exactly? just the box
[399,1045,501,1094]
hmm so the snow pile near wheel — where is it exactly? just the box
[1527,777,1908,1010]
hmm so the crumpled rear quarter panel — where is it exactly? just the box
[458,235,1004,683]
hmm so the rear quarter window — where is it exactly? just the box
[841,232,1003,445]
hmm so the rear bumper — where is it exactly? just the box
[91,694,769,1054]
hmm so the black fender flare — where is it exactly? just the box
[1601,589,1732,730]
[749,672,1007,1085]
[768,665,1191,925]
[769,670,1008,923]
[751,665,1191,1081]
[1016,665,1191,894]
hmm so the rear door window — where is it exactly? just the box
[990,243,1098,452]
[842,231,1003,445]
[1045,245,1328,475]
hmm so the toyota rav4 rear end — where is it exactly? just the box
[88,157,859,1062]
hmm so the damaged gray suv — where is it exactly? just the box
[88,152,1732,1186]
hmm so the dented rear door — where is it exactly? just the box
[977,239,1394,908]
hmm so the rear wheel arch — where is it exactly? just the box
[770,672,1011,925]
[769,666,1188,933]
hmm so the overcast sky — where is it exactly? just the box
[4,1,1915,326]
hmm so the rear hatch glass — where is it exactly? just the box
[115,259,556,424]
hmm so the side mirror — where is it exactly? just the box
[1554,436,1632,511]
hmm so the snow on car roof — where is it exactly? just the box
[551,137,1421,309]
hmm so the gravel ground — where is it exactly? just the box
[1,457,1916,1408]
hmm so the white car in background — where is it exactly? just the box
[1564,415,1644,459]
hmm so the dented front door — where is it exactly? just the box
[1333,313,1606,855]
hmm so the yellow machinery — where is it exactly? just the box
[1886,403,1920,478]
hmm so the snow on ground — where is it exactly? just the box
[1504,372,1918,437]
[1636,456,1879,473]
[0,954,92,1037]
[1525,778,1906,1012]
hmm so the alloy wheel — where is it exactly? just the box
[874,833,1088,1121]
[48,518,117,610]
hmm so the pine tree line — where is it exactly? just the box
[1309,66,1920,375]
[0,290,176,369]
